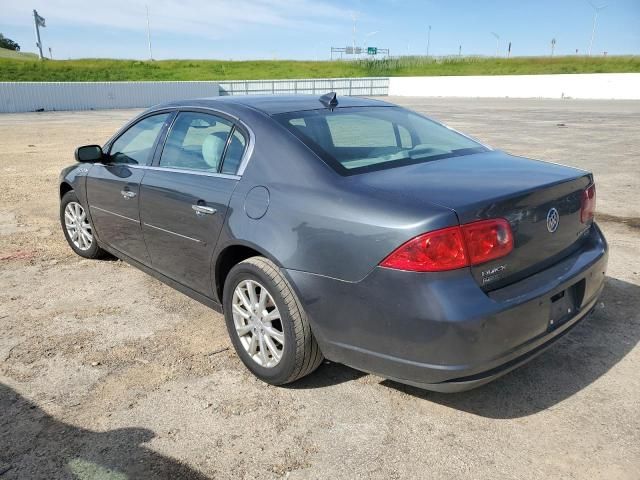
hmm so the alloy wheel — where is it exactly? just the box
[232,279,285,368]
[64,201,93,251]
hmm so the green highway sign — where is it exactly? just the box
[367,47,378,55]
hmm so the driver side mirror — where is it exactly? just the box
[75,145,104,163]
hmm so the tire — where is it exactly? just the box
[60,190,108,259]
[223,256,323,385]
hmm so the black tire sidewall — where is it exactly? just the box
[60,190,101,259]
[223,260,298,385]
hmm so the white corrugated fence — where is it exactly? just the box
[0,81,220,113]
[0,77,389,113]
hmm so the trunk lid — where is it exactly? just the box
[352,150,593,288]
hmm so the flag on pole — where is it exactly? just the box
[34,10,46,28]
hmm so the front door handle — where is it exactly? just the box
[192,205,216,216]
[120,190,136,199]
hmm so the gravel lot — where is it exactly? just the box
[1,98,639,479]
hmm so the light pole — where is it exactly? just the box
[490,32,500,57]
[588,1,608,56]
[146,5,154,60]
[426,25,431,57]
[351,12,359,58]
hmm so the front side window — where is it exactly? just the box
[109,113,170,165]
[159,111,245,173]
[275,107,487,175]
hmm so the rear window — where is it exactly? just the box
[274,107,488,175]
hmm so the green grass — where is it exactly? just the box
[0,55,638,81]
[0,47,39,60]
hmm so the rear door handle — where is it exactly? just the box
[120,190,136,199]
[192,205,216,216]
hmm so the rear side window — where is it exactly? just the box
[160,112,234,172]
[109,113,170,165]
[221,129,247,175]
[276,107,487,175]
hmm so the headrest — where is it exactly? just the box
[202,133,227,169]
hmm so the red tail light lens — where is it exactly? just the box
[380,219,513,272]
[380,226,468,272]
[461,218,514,265]
[580,184,596,223]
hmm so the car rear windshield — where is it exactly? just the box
[274,106,488,175]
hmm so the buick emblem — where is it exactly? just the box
[546,208,559,233]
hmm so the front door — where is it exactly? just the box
[86,112,171,263]
[139,111,247,295]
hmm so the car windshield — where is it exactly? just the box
[274,106,488,175]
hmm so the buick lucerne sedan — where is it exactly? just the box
[59,94,608,392]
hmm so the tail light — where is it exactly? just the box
[379,226,467,272]
[461,218,514,265]
[580,184,596,223]
[380,218,513,272]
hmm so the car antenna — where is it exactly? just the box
[319,92,338,111]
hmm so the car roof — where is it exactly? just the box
[158,94,394,116]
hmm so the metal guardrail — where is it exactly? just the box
[218,77,389,97]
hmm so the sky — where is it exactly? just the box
[1,0,639,60]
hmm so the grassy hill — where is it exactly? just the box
[0,55,638,81]
[0,47,39,61]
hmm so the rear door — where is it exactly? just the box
[87,112,171,263]
[139,110,248,295]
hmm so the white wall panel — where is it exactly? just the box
[388,73,640,99]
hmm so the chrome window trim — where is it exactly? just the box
[93,163,240,181]
[90,205,139,224]
[143,222,202,243]
[102,105,255,176]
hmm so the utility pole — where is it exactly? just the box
[551,38,556,56]
[588,2,608,56]
[33,9,46,60]
[507,41,512,58]
[491,32,500,57]
[426,25,431,57]
[146,5,154,60]
[48,47,53,60]
[458,45,462,57]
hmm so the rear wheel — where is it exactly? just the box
[223,256,323,385]
[60,190,108,259]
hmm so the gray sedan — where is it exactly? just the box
[59,93,607,392]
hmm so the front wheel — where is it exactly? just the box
[60,190,108,259]
[223,256,323,385]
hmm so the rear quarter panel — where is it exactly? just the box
[214,109,459,284]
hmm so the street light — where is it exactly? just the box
[351,12,359,57]
[490,32,500,57]
[427,25,432,57]
[587,1,608,56]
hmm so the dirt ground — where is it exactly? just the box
[1,98,639,479]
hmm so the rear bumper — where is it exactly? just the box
[286,223,608,392]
